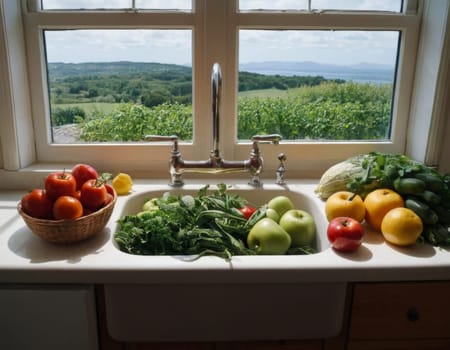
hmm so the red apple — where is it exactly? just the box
[327,217,365,252]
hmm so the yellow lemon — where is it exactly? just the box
[381,207,423,246]
[112,173,133,195]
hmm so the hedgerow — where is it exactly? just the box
[78,81,392,141]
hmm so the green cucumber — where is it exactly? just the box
[417,190,442,207]
[421,224,450,246]
[393,177,426,195]
[405,198,439,225]
[434,206,450,225]
[415,172,445,193]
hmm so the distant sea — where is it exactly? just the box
[239,61,395,84]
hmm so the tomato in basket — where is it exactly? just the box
[53,195,83,220]
[21,189,54,219]
[71,163,99,190]
[45,171,77,200]
[80,178,108,211]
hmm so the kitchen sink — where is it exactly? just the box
[104,183,346,342]
[115,183,330,253]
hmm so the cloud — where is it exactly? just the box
[45,29,192,64]
[239,30,399,65]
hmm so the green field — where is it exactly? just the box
[51,102,119,114]
[53,89,290,110]
[238,88,289,99]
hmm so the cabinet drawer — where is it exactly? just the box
[349,282,450,339]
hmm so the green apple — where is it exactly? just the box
[267,195,295,217]
[247,218,291,255]
[279,209,316,247]
[265,207,280,222]
[142,198,159,212]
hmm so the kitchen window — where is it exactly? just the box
[3,0,447,178]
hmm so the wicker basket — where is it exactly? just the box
[18,189,117,244]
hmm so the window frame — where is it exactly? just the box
[223,1,421,176]
[2,0,442,180]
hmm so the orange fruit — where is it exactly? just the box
[364,188,404,231]
[381,207,423,246]
[325,191,366,222]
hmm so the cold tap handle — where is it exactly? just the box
[145,135,179,153]
[145,135,179,142]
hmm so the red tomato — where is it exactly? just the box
[105,184,115,197]
[21,189,54,219]
[327,217,365,252]
[239,205,257,219]
[104,192,114,206]
[45,171,77,200]
[53,196,83,220]
[73,190,81,201]
[80,179,107,211]
[71,164,99,190]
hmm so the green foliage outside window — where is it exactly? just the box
[238,82,392,140]
[51,105,86,126]
[79,102,192,141]
[74,81,391,142]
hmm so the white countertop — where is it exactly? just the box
[1,179,449,285]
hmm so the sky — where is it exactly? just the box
[43,0,402,67]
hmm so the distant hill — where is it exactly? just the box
[48,61,192,81]
[48,60,394,83]
[47,61,341,108]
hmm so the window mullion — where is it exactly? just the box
[193,0,231,159]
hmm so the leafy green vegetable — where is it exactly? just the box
[345,152,430,198]
[115,184,271,259]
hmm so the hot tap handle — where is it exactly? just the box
[251,134,282,145]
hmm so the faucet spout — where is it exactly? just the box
[211,63,222,156]
[146,63,282,187]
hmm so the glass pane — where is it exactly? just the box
[44,29,193,143]
[239,0,308,11]
[238,30,399,141]
[311,0,402,12]
[239,0,402,12]
[42,0,132,9]
[135,0,192,10]
[41,0,192,10]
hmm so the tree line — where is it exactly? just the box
[49,62,344,111]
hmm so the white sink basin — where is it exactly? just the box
[105,183,346,342]
[115,184,329,253]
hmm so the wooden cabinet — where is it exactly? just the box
[347,281,450,350]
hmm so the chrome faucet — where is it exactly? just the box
[146,63,281,187]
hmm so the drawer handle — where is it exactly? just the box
[407,307,420,322]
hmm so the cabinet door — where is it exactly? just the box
[349,282,450,340]
[125,340,322,350]
[0,285,98,350]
